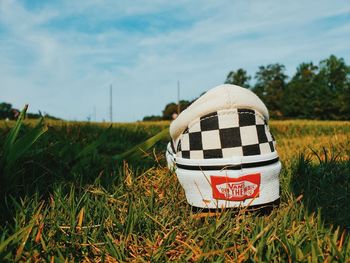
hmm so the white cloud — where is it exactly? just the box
[0,0,349,121]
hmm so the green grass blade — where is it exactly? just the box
[113,127,169,160]
[2,105,28,156]
[75,125,112,160]
[5,118,48,169]
[0,223,35,253]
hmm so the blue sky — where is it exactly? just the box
[1,0,349,122]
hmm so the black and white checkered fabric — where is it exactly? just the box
[176,108,276,159]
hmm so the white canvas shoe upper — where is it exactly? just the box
[166,84,281,209]
[170,84,269,140]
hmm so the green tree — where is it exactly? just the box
[224,68,251,88]
[253,64,287,117]
[162,100,191,120]
[282,62,319,118]
[0,103,13,119]
[142,115,163,121]
[317,55,350,119]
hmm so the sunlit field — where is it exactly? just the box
[1,119,350,262]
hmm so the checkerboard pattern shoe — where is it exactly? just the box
[166,84,281,209]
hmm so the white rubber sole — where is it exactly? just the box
[167,143,281,209]
[176,161,281,209]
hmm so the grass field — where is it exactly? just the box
[1,118,350,262]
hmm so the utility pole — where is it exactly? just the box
[93,105,96,122]
[177,80,180,114]
[109,85,113,122]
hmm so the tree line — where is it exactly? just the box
[144,55,350,120]
[0,102,60,120]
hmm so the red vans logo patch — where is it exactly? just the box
[210,174,261,201]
